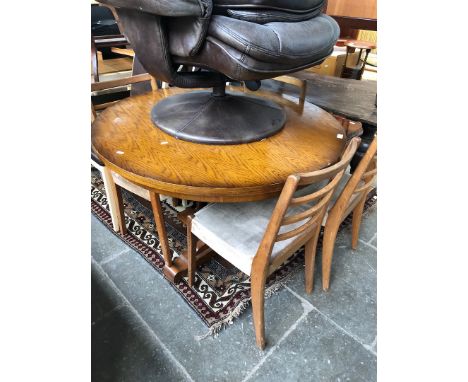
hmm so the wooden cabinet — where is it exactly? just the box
[326,0,377,19]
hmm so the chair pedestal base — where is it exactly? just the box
[151,90,286,145]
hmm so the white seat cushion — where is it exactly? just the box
[192,168,375,275]
[192,194,320,275]
[192,192,319,276]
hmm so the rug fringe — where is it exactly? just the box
[194,273,294,341]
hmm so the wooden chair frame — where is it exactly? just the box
[91,34,129,83]
[321,135,377,291]
[272,75,307,106]
[187,137,361,349]
[91,71,158,233]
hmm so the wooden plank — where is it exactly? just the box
[263,72,377,126]
[111,47,135,57]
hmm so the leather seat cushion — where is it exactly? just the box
[173,37,333,80]
[172,14,339,79]
[207,14,338,65]
[213,0,325,13]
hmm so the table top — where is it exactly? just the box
[92,87,346,202]
[264,72,377,127]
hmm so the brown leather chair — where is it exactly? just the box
[96,0,340,144]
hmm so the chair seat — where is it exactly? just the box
[192,196,312,275]
[172,14,339,80]
[192,167,371,276]
[192,175,337,276]
[208,14,338,65]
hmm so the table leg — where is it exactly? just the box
[102,167,126,235]
[149,193,216,283]
[114,184,127,236]
[150,191,172,268]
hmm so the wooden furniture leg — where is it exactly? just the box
[114,184,127,235]
[186,216,196,287]
[304,223,322,294]
[149,193,215,283]
[351,194,367,250]
[100,167,121,232]
[100,167,126,234]
[321,224,339,291]
[251,275,266,350]
[150,191,173,266]
[251,257,267,350]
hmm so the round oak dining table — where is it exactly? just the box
[92,86,346,282]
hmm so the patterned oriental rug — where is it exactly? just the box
[91,169,377,335]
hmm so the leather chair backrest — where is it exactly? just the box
[213,0,325,13]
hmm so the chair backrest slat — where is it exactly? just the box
[255,137,361,263]
[289,172,342,206]
[363,168,377,178]
[354,181,375,194]
[296,139,359,186]
[276,216,319,242]
[282,192,331,226]
[326,135,377,228]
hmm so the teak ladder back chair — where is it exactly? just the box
[91,72,158,232]
[186,137,360,349]
[321,135,377,291]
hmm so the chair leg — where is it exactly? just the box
[251,273,266,350]
[305,224,321,294]
[351,195,367,250]
[186,216,196,287]
[322,224,338,291]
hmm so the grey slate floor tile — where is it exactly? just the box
[288,230,377,345]
[92,260,125,324]
[92,207,377,382]
[247,309,377,382]
[341,205,377,245]
[101,248,306,382]
[92,305,190,382]
[370,233,377,248]
[91,215,131,263]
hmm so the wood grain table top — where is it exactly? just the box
[92,87,346,202]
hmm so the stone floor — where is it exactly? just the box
[91,205,377,382]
